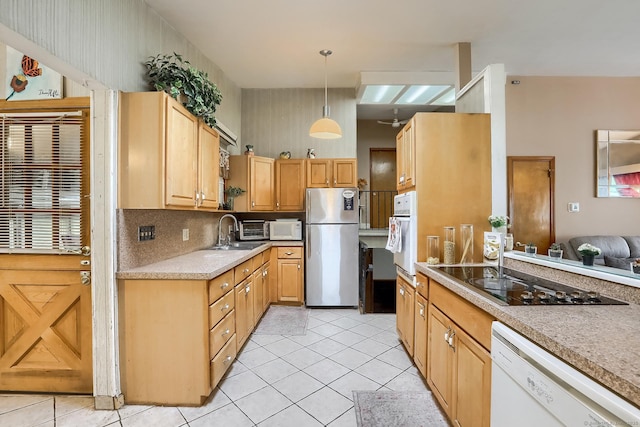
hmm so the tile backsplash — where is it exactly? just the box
[117,209,224,270]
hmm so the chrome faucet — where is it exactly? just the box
[217,214,239,246]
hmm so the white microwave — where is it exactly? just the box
[269,220,302,241]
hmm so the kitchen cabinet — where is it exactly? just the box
[275,159,306,211]
[413,273,429,378]
[396,117,415,191]
[395,113,491,265]
[275,247,304,303]
[396,275,414,356]
[234,258,255,350]
[228,155,275,211]
[427,279,492,427]
[306,158,357,188]
[119,91,219,210]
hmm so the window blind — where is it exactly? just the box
[0,112,87,253]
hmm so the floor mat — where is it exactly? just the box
[252,305,309,335]
[353,390,449,427]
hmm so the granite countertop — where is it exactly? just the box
[116,241,303,281]
[415,262,640,408]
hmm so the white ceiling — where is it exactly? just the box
[143,0,640,121]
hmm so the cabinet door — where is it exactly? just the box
[250,157,274,210]
[262,262,271,312]
[402,119,415,189]
[427,305,453,418]
[414,293,428,378]
[396,277,414,356]
[277,258,302,302]
[245,279,255,336]
[253,269,263,325]
[452,327,491,427]
[235,281,248,349]
[333,159,357,187]
[197,123,219,209]
[396,130,405,190]
[306,159,332,188]
[275,159,306,211]
[165,96,198,207]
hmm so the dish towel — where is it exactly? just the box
[386,217,402,253]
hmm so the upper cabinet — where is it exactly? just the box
[306,158,357,188]
[227,155,275,211]
[275,159,306,211]
[396,117,415,191]
[119,91,219,210]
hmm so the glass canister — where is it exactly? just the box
[443,226,456,265]
[505,233,514,251]
[460,224,474,264]
[427,236,440,265]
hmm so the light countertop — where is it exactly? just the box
[416,262,640,408]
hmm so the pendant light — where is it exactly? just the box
[309,49,342,139]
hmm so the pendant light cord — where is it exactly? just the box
[324,53,328,114]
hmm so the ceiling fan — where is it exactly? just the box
[377,108,409,128]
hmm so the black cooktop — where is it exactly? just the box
[434,266,628,306]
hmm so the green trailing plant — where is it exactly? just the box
[225,187,245,198]
[144,52,222,128]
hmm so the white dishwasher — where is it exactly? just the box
[491,322,640,426]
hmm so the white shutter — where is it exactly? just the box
[0,111,86,253]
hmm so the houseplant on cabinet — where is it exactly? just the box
[548,243,563,258]
[225,186,245,211]
[144,52,222,128]
[577,243,601,266]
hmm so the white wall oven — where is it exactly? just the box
[389,191,417,283]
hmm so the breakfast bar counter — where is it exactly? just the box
[415,260,640,408]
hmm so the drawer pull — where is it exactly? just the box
[285,251,294,255]
[220,282,229,290]
[220,303,230,312]
[399,287,405,296]
[263,270,268,277]
[222,329,230,337]
[245,285,251,293]
[243,268,249,274]
[224,355,233,364]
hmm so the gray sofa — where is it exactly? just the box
[562,236,640,269]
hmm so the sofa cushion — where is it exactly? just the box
[568,236,631,260]
[604,256,634,271]
[623,236,640,258]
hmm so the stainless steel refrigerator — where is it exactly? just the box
[305,187,359,307]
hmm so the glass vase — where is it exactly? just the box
[459,224,474,264]
[443,226,455,265]
[426,236,440,265]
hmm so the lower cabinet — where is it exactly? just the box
[275,247,304,303]
[414,292,428,377]
[396,275,415,356]
[427,279,493,427]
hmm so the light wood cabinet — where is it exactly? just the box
[427,279,493,427]
[119,91,219,210]
[414,292,428,378]
[396,117,415,191]
[306,158,357,188]
[275,159,306,211]
[396,275,414,356]
[275,247,304,303]
[228,155,275,211]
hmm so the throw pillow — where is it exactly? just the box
[604,255,633,271]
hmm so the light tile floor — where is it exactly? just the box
[0,308,430,427]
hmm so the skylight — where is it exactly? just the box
[359,84,455,106]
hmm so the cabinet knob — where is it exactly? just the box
[399,287,405,297]
[222,329,230,336]
[221,303,229,312]
[245,285,251,293]
[276,201,280,209]
[285,251,293,255]
[334,179,337,185]
[243,268,249,273]
[263,270,267,277]
[297,263,301,270]
[221,282,229,290]
[224,355,233,364]
[252,200,255,207]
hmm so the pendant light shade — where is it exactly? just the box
[310,49,342,139]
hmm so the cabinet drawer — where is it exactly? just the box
[209,311,235,358]
[209,290,235,328]
[209,270,234,304]
[235,260,253,282]
[252,253,263,273]
[416,272,429,299]
[277,247,302,259]
[211,335,237,388]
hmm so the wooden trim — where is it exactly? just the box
[0,97,90,111]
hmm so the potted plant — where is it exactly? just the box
[632,258,640,275]
[524,242,537,255]
[488,215,509,234]
[144,52,222,128]
[577,243,601,266]
[224,186,245,210]
[548,243,563,259]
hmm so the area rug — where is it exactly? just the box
[252,305,310,336]
[353,390,449,427]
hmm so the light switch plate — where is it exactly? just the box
[568,202,580,212]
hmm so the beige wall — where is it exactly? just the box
[506,76,640,241]
[241,88,356,158]
[356,120,398,188]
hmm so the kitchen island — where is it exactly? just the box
[415,258,640,409]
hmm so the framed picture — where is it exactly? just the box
[5,46,62,101]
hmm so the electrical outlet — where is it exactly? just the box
[182,228,189,241]
[138,225,155,241]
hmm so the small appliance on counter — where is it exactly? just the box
[269,219,302,241]
[238,220,269,241]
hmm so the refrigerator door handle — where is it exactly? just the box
[307,229,311,259]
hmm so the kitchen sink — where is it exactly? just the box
[207,241,266,251]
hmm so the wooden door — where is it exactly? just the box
[197,123,219,209]
[333,159,357,187]
[452,327,491,427]
[427,305,452,418]
[250,157,274,211]
[0,100,92,394]
[306,159,332,188]
[275,159,305,211]
[507,157,555,253]
[277,258,302,302]
[370,149,396,228]
[414,293,428,378]
[235,282,248,349]
[165,96,198,207]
